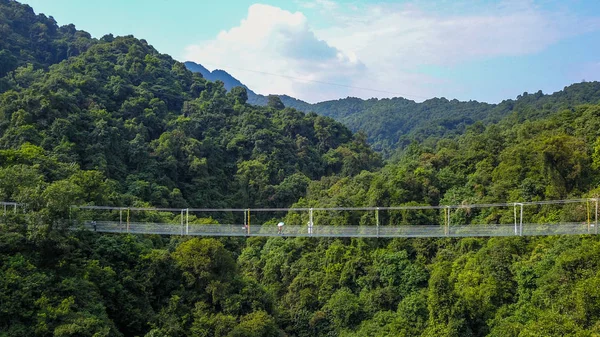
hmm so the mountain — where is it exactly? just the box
[184,61,267,106]
[5,1,600,337]
[0,0,99,93]
[185,61,600,156]
[184,61,313,108]
[0,6,381,211]
[307,83,600,156]
[184,61,249,91]
[0,0,97,73]
[0,41,379,210]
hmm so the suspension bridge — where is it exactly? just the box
[1,199,599,238]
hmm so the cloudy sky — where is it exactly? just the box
[23,0,600,103]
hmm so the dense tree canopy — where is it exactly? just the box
[0,19,380,210]
[0,0,97,76]
[274,84,600,157]
[2,1,600,336]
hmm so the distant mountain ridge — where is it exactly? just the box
[184,62,600,156]
[184,61,310,108]
[184,61,251,92]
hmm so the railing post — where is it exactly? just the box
[443,207,447,235]
[519,203,523,236]
[243,209,247,235]
[186,208,189,235]
[309,207,314,237]
[180,209,184,235]
[587,199,591,233]
[594,198,598,234]
[513,203,518,236]
[376,207,380,238]
[247,209,250,236]
[127,208,130,233]
[120,208,123,232]
[445,206,450,236]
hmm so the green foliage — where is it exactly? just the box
[172,238,236,288]
[267,95,285,110]
[279,83,600,157]
[0,0,96,75]
[297,103,600,225]
[0,5,379,211]
[3,1,600,336]
[228,311,281,337]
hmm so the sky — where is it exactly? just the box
[22,0,600,104]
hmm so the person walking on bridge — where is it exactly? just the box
[277,221,284,234]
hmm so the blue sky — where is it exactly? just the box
[22,0,600,103]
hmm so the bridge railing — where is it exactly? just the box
[2,198,599,237]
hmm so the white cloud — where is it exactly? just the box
[184,4,365,103]
[319,1,596,68]
[184,1,600,103]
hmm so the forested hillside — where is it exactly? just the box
[184,62,600,157]
[274,93,600,337]
[0,5,380,210]
[184,61,254,97]
[2,1,600,336]
[184,62,314,110]
[304,84,600,157]
[0,0,99,72]
[297,102,600,210]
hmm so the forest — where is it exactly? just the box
[184,60,600,158]
[275,83,600,157]
[2,0,600,336]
